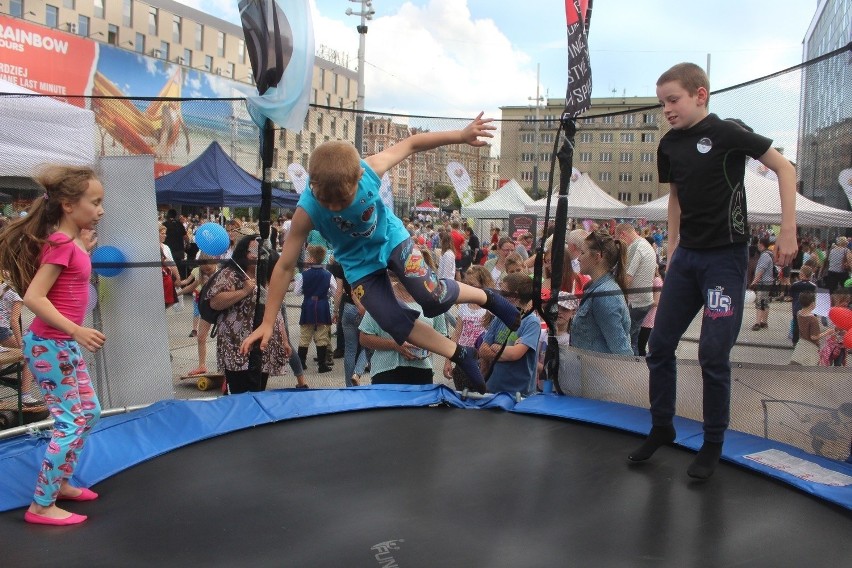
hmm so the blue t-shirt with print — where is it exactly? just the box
[298,161,409,283]
[483,311,541,396]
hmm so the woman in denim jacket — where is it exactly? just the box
[570,230,632,355]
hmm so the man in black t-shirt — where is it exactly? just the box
[628,63,798,479]
[163,209,188,279]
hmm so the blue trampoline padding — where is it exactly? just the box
[1,386,850,512]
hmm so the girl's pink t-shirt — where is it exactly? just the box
[29,233,91,340]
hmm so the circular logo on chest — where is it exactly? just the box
[697,137,712,154]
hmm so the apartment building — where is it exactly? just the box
[500,96,668,205]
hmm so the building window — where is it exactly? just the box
[639,173,654,183]
[643,113,657,124]
[228,62,235,78]
[642,133,655,143]
[641,152,654,163]
[623,114,635,125]
[46,5,59,28]
[579,152,592,162]
[10,0,23,18]
[182,48,192,66]
[147,7,157,35]
[205,55,213,71]
[522,133,535,143]
[217,32,225,57]
[541,133,554,144]
[582,117,595,124]
[319,69,325,90]
[580,132,593,143]
[539,171,549,182]
[621,133,635,143]
[172,15,182,43]
[600,133,613,143]
[638,192,653,203]
[599,152,612,162]
[160,41,169,60]
[343,122,349,139]
[63,0,75,8]
[521,153,534,162]
[598,172,612,182]
[619,173,633,182]
[107,24,118,45]
[122,0,132,27]
[521,171,534,182]
[620,152,633,163]
[135,32,145,53]
[238,39,246,64]
[618,192,631,202]
[93,0,104,19]
[77,15,89,36]
[602,115,614,124]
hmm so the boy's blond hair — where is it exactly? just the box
[307,244,327,264]
[657,62,710,104]
[308,140,362,198]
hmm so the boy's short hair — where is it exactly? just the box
[308,140,362,198]
[307,244,327,263]
[657,62,710,104]
[798,290,815,308]
[799,265,813,279]
[502,272,534,303]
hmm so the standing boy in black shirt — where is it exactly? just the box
[628,63,797,479]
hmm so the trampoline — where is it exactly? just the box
[1,386,850,567]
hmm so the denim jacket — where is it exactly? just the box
[570,273,632,355]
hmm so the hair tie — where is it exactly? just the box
[43,192,49,200]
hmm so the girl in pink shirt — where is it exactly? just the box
[0,165,106,526]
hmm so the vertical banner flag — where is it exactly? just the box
[239,0,314,130]
[564,0,593,117]
[839,168,852,208]
[287,163,308,193]
[446,162,474,207]
[379,173,394,210]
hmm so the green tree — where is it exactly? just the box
[432,183,453,211]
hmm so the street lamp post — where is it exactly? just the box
[346,1,375,154]
[529,64,545,200]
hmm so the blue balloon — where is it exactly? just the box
[91,245,126,277]
[195,222,229,256]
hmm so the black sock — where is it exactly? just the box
[687,441,723,479]
[450,345,464,364]
[628,424,676,462]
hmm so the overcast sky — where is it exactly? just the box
[180,0,819,119]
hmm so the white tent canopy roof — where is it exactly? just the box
[626,170,852,227]
[0,79,96,177]
[461,179,535,219]
[524,173,627,219]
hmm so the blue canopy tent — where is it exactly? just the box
[155,141,299,209]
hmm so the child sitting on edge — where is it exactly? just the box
[240,113,520,393]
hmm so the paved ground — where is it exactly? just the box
[165,298,800,399]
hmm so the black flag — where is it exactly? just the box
[239,0,293,96]
[564,0,593,117]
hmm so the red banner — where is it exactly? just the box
[0,15,96,106]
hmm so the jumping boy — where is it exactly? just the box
[240,113,520,393]
[627,63,797,478]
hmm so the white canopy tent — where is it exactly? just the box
[0,79,97,177]
[625,170,852,227]
[461,179,535,219]
[524,173,628,219]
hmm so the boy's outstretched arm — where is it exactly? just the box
[240,208,313,354]
[759,147,798,265]
[365,112,495,177]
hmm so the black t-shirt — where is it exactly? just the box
[163,218,187,257]
[658,113,772,249]
[326,260,352,305]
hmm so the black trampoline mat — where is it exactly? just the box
[3,406,851,567]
